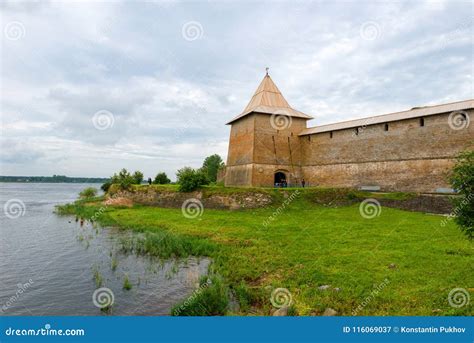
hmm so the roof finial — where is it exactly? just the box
[265,67,269,76]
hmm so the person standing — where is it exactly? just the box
[302,179,306,188]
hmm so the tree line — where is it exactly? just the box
[101,154,225,193]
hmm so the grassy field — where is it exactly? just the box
[60,188,473,316]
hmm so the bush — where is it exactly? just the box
[111,169,135,190]
[154,172,171,184]
[176,167,209,192]
[132,171,144,185]
[449,150,474,240]
[101,180,112,193]
[79,187,98,199]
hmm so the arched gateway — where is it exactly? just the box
[274,171,287,186]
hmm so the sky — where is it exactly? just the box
[0,0,472,180]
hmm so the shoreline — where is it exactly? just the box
[55,186,473,316]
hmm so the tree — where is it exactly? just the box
[202,154,225,183]
[111,168,135,190]
[177,167,209,192]
[132,171,144,185]
[449,150,474,240]
[154,172,171,184]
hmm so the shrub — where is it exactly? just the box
[449,150,474,240]
[111,169,135,190]
[101,180,112,193]
[79,187,98,199]
[177,167,209,192]
[132,171,144,185]
[154,172,171,184]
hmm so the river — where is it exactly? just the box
[0,183,209,315]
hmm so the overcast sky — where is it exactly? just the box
[0,0,472,179]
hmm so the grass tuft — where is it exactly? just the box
[171,276,229,316]
[120,231,216,259]
[123,274,132,290]
[93,267,103,288]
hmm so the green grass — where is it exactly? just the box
[171,276,229,316]
[123,274,132,290]
[62,189,473,316]
[93,267,103,288]
[119,230,216,259]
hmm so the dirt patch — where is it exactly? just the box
[103,197,133,207]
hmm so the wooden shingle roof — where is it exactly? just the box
[226,73,313,124]
[299,99,474,135]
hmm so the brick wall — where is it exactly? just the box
[300,109,473,192]
[224,109,473,192]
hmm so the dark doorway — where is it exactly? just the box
[274,172,286,186]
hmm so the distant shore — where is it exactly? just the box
[0,176,108,183]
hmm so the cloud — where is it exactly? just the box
[0,1,472,178]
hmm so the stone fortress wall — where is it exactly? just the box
[224,74,473,192]
[299,109,473,192]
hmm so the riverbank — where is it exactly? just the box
[57,186,473,316]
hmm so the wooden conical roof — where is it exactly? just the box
[242,74,291,112]
[226,73,313,124]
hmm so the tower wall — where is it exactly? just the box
[224,114,255,186]
[251,114,307,186]
[224,113,309,187]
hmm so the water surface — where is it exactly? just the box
[0,183,209,315]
